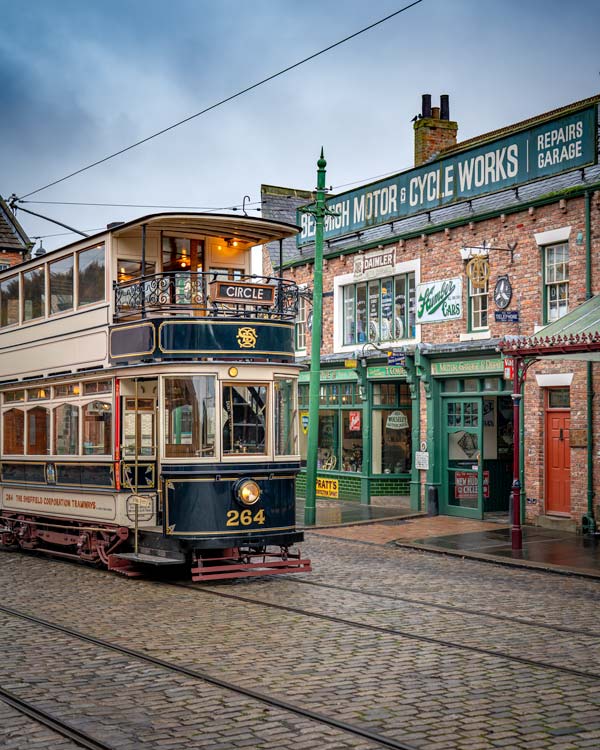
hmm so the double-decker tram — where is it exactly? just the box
[0,213,311,580]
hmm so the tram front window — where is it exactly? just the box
[222,384,267,455]
[164,376,215,458]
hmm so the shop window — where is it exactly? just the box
[318,410,339,469]
[371,382,412,474]
[274,378,297,456]
[164,377,215,458]
[23,266,46,321]
[295,294,307,351]
[53,404,79,455]
[82,401,112,455]
[0,275,19,327]
[49,255,73,314]
[298,383,309,408]
[544,243,569,322]
[3,408,25,454]
[222,384,266,455]
[78,245,105,306]
[27,406,50,455]
[342,272,415,345]
[468,277,488,331]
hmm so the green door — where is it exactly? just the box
[442,397,484,519]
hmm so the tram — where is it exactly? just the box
[0,213,311,580]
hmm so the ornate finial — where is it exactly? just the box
[317,148,327,169]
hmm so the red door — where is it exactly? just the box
[545,409,571,514]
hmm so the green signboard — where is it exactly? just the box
[298,105,596,245]
[298,369,359,383]
[431,358,504,376]
[367,365,407,379]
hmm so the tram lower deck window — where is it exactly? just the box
[222,384,267,455]
[164,377,215,458]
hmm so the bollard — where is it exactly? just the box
[427,485,439,516]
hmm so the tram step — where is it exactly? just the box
[112,552,184,566]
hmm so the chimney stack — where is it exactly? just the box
[414,93,458,166]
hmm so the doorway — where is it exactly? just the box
[544,388,571,515]
[442,396,484,519]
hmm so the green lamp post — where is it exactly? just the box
[303,149,332,526]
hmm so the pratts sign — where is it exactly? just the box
[210,281,275,306]
[298,106,596,246]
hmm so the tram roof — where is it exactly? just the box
[110,212,301,245]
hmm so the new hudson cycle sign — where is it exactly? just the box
[298,106,596,246]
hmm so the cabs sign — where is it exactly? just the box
[316,477,339,498]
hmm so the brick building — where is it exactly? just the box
[262,93,600,533]
[0,196,31,267]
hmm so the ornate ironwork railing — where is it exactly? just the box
[114,271,299,321]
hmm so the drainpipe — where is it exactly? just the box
[583,191,596,533]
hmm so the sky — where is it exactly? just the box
[1,0,599,250]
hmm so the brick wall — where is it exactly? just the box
[285,190,599,526]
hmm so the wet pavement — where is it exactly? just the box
[301,499,600,578]
[401,523,600,578]
[296,496,415,527]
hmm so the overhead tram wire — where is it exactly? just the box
[15,1,424,202]
[20,199,262,211]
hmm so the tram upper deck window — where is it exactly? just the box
[164,376,215,458]
[23,266,46,321]
[222,384,267,455]
[0,275,19,327]
[274,378,298,456]
[49,256,74,314]
[78,245,105,306]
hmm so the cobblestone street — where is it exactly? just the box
[1,532,599,750]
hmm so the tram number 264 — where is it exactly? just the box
[226,508,266,527]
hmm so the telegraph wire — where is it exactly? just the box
[16,1,423,201]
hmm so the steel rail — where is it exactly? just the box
[0,686,115,750]
[0,604,417,750]
[276,576,600,639]
[171,583,600,681]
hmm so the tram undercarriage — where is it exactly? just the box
[0,512,311,580]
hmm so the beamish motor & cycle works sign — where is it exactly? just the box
[298,106,596,245]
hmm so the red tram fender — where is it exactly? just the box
[191,547,312,582]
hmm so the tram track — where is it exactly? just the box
[278,575,600,639]
[0,685,115,750]
[0,603,418,750]
[173,582,600,681]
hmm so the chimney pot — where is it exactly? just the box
[431,106,440,119]
[440,94,450,121]
[422,94,432,118]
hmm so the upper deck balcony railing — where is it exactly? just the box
[114,270,300,322]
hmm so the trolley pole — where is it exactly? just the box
[304,149,329,526]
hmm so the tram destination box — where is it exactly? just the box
[210,280,275,306]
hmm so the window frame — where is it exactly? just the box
[468,276,489,332]
[542,242,569,324]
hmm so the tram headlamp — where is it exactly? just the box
[236,479,261,506]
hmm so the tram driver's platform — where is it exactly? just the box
[304,503,600,579]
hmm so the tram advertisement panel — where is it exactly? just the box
[1,488,117,521]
